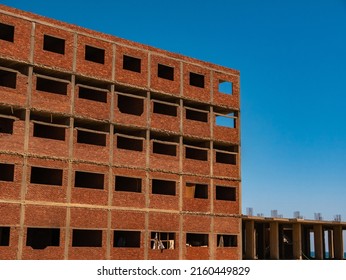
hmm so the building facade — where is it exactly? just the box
[0,5,241,260]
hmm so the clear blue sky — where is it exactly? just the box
[3,0,346,221]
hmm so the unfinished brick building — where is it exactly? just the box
[0,5,241,260]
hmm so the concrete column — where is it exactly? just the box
[293,223,302,259]
[333,225,343,260]
[245,220,255,259]
[327,230,334,259]
[314,224,323,259]
[269,222,279,259]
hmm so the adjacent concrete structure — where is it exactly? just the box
[242,216,346,260]
[0,5,241,259]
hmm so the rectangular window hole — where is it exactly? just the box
[33,123,66,141]
[153,141,176,156]
[117,135,143,152]
[43,34,65,55]
[85,45,105,64]
[152,179,176,196]
[186,233,208,247]
[0,117,14,134]
[115,176,142,193]
[0,69,16,89]
[217,234,237,247]
[118,94,144,116]
[26,228,60,249]
[153,101,177,117]
[30,166,63,186]
[77,130,106,146]
[216,186,236,201]
[114,230,141,248]
[157,64,174,81]
[78,86,107,103]
[186,108,208,123]
[123,55,141,73]
[36,76,68,95]
[215,113,236,128]
[0,163,15,182]
[72,229,102,247]
[189,72,205,88]
[218,80,233,94]
[0,22,14,42]
[185,146,208,161]
[75,171,104,190]
[0,227,10,246]
[216,151,236,165]
[185,183,208,199]
[151,232,175,250]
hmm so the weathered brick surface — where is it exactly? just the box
[71,163,109,206]
[0,13,31,61]
[74,85,111,121]
[115,45,148,88]
[76,35,113,80]
[150,54,181,95]
[26,157,68,203]
[0,67,28,107]
[31,74,72,114]
[33,24,74,71]
[0,154,23,200]
[0,116,25,153]
[0,4,241,260]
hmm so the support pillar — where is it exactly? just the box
[333,225,343,260]
[314,224,323,259]
[270,222,279,260]
[245,220,255,259]
[328,230,334,259]
[293,223,302,259]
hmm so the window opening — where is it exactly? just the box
[215,112,236,128]
[185,183,208,199]
[185,146,208,161]
[75,171,104,190]
[218,80,233,95]
[216,151,236,165]
[33,123,66,141]
[153,101,177,117]
[115,176,142,193]
[186,233,208,247]
[0,227,10,246]
[114,230,141,248]
[153,141,177,156]
[189,72,204,88]
[72,229,102,247]
[30,166,63,186]
[0,163,15,182]
[0,69,16,89]
[85,45,105,64]
[0,117,14,134]
[26,228,60,249]
[117,135,143,152]
[157,64,174,80]
[43,35,65,54]
[0,22,14,42]
[117,94,144,116]
[186,108,208,123]
[36,76,68,95]
[78,86,107,103]
[217,234,237,247]
[123,55,141,73]
[152,179,176,196]
[150,232,175,250]
[77,129,106,146]
[216,186,236,201]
